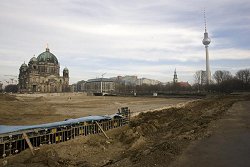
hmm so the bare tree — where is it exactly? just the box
[236,69,250,84]
[193,70,207,92]
[213,70,232,84]
[194,70,206,85]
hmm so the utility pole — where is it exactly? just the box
[10,78,14,84]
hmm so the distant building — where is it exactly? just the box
[18,47,69,93]
[85,78,115,93]
[116,75,138,86]
[70,84,77,92]
[172,69,191,88]
[76,80,86,92]
[136,78,161,85]
[196,70,207,86]
[114,75,161,86]
[176,81,191,88]
[75,75,162,93]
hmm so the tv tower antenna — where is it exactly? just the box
[202,9,211,85]
[204,9,207,32]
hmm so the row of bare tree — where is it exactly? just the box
[213,69,250,85]
[115,82,192,95]
[194,68,250,93]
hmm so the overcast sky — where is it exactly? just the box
[0,0,250,85]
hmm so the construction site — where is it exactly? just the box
[0,93,250,167]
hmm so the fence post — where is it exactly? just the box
[22,133,35,156]
[95,122,109,139]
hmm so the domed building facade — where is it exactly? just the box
[18,47,69,93]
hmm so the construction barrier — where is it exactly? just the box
[0,107,130,158]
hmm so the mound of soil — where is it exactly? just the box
[0,94,18,101]
[32,96,47,102]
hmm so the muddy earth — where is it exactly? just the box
[1,93,250,167]
[0,93,193,125]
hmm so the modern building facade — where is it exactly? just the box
[116,75,138,86]
[136,78,161,86]
[196,70,207,86]
[18,47,69,93]
[85,78,115,93]
[76,80,86,92]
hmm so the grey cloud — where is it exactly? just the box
[0,0,249,84]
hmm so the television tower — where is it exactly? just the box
[202,9,211,84]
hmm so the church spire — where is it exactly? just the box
[173,68,178,83]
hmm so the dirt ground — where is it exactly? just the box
[1,93,250,167]
[0,93,193,125]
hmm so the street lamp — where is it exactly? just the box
[100,73,106,94]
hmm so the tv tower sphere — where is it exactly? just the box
[202,32,211,46]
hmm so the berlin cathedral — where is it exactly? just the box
[18,47,69,93]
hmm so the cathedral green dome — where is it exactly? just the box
[37,48,59,64]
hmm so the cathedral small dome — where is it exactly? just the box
[63,67,69,72]
[37,48,59,64]
[20,62,28,70]
[21,62,28,68]
[29,56,38,64]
